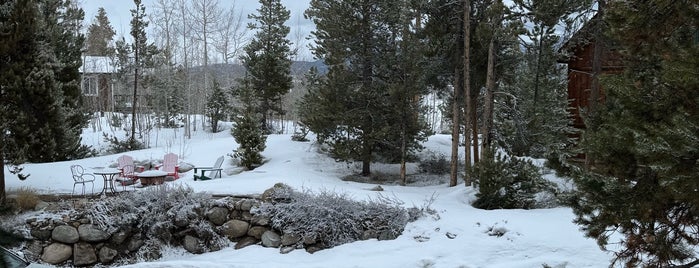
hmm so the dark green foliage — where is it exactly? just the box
[570,1,699,267]
[303,0,429,175]
[0,0,90,163]
[473,148,552,210]
[206,80,230,133]
[241,0,294,132]
[231,79,267,170]
[418,151,450,175]
[85,7,116,56]
[102,133,146,154]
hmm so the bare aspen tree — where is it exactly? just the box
[214,3,247,66]
[190,0,223,130]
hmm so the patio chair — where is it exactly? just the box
[193,156,224,181]
[155,153,179,180]
[70,165,95,197]
[116,164,139,187]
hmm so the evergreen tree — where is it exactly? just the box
[231,77,267,170]
[85,7,116,56]
[304,0,428,176]
[495,0,585,159]
[0,0,89,203]
[206,79,230,133]
[240,0,293,133]
[570,1,699,267]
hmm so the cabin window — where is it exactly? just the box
[81,76,98,96]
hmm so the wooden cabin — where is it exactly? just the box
[79,56,117,114]
[558,16,624,130]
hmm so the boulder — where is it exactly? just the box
[127,235,144,252]
[78,224,110,242]
[98,246,118,264]
[206,207,230,226]
[73,242,97,267]
[30,227,52,240]
[40,243,72,264]
[247,226,269,240]
[183,235,205,254]
[281,233,301,246]
[220,220,249,239]
[51,225,79,244]
[234,237,259,250]
[110,230,130,245]
[261,231,281,248]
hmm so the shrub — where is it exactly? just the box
[13,187,40,211]
[418,151,450,175]
[102,133,146,154]
[87,184,226,253]
[252,186,410,248]
[472,148,555,210]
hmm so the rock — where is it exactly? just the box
[303,235,317,245]
[98,246,118,264]
[241,211,253,221]
[220,220,249,239]
[250,215,270,226]
[281,233,301,246]
[183,235,204,254]
[34,201,50,211]
[247,226,268,240]
[228,210,242,220]
[280,246,295,254]
[361,230,378,240]
[40,243,72,264]
[206,207,230,226]
[234,237,259,250]
[305,245,322,254]
[110,230,130,245]
[239,199,258,211]
[23,240,44,263]
[51,225,79,244]
[261,183,294,203]
[73,242,98,266]
[31,227,52,240]
[261,231,281,248]
[127,235,144,252]
[78,224,110,242]
[370,185,384,191]
[378,231,398,241]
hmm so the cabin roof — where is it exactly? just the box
[79,56,117,74]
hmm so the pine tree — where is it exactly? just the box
[570,1,699,267]
[304,0,428,176]
[85,7,116,56]
[241,0,293,133]
[206,79,230,133]
[231,77,267,170]
[0,0,89,203]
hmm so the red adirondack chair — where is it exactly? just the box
[156,153,180,179]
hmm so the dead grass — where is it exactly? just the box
[8,187,41,211]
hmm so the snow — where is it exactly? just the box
[4,122,613,268]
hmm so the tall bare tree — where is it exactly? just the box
[213,3,247,65]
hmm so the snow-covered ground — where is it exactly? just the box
[4,121,613,267]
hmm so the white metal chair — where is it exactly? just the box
[70,165,95,197]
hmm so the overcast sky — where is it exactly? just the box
[80,0,315,60]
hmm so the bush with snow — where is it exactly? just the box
[252,186,411,248]
[87,184,227,257]
[472,149,557,210]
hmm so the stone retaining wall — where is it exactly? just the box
[21,197,303,267]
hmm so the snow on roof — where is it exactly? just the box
[79,55,117,74]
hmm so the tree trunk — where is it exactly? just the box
[483,37,496,152]
[463,0,473,186]
[362,141,371,176]
[0,151,5,205]
[449,66,461,187]
[131,42,139,145]
[587,0,606,168]
[400,128,407,186]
